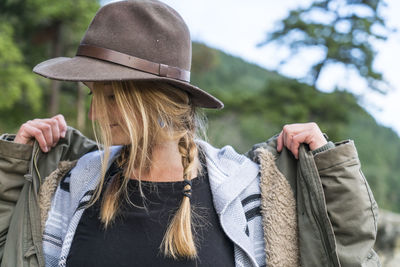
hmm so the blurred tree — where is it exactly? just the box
[191,42,220,74]
[0,0,99,115]
[0,21,41,112]
[258,0,390,93]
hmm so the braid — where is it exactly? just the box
[179,134,198,180]
[100,146,130,228]
[100,174,122,228]
[161,132,198,259]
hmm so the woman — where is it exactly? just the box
[0,0,379,266]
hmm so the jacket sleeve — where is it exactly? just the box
[29,126,98,188]
[0,136,33,260]
[313,140,380,267]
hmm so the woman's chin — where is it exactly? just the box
[111,140,128,146]
[108,125,130,145]
[111,136,131,146]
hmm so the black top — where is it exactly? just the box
[66,160,235,267]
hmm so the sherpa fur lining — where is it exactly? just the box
[39,160,77,233]
[257,148,300,267]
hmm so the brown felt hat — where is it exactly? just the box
[33,0,223,109]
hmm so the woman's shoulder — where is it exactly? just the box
[196,140,260,179]
[75,145,122,166]
[197,140,251,164]
[68,145,122,184]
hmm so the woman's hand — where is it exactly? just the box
[277,122,327,159]
[14,114,68,153]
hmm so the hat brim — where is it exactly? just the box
[33,56,224,109]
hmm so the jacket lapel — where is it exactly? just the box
[256,147,300,267]
[198,140,261,266]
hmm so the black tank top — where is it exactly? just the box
[66,159,235,267]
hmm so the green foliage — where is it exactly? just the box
[23,0,100,56]
[346,112,400,211]
[0,22,42,111]
[0,0,100,132]
[258,0,390,93]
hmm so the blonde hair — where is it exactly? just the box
[89,80,206,259]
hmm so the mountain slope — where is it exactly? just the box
[191,42,400,212]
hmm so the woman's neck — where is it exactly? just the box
[130,140,198,182]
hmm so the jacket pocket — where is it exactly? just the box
[24,245,40,267]
[23,245,36,258]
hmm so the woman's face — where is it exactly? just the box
[86,82,131,145]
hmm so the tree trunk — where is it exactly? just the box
[76,82,86,131]
[49,22,63,116]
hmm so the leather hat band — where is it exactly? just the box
[76,44,191,82]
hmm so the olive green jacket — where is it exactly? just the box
[247,138,380,267]
[0,127,379,267]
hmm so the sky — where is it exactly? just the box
[102,0,400,136]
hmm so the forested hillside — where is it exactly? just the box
[191,42,400,212]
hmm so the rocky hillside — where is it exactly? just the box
[376,210,400,266]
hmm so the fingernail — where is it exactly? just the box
[43,147,48,153]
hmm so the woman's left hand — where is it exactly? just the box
[277,122,327,159]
